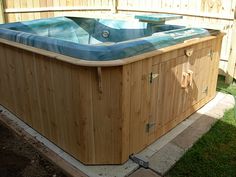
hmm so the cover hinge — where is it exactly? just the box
[146,122,156,132]
[149,72,159,83]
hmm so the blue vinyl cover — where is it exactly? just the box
[0,16,212,61]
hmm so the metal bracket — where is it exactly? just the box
[146,122,156,132]
[149,72,159,84]
[203,86,208,94]
[130,155,149,168]
[208,50,214,60]
[97,67,103,94]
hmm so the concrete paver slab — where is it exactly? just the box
[129,168,161,177]
[149,143,184,175]
[172,115,216,150]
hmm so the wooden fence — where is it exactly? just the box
[0,0,236,83]
[1,0,114,22]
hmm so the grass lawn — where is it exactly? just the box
[167,76,236,177]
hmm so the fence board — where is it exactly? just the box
[118,0,235,20]
[0,0,4,23]
[3,0,112,22]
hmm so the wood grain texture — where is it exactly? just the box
[117,0,235,20]
[123,35,223,154]
[0,33,223,164]
[0,44,124,164]
[2,0,112,22]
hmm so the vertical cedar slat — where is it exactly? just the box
[4,46,18,114]
[35,56,55,139]
[149,63,160,143]
[0,44,11,109]
[78,67,95,163]
[129,61,142,153]
[129,60,153,154]
[109,67,123,163]
[140,59,152,148]
[92,68,112,163]
[121,65,131,161]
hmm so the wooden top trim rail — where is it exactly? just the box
[0,35,222,67]
[4,6,112,13]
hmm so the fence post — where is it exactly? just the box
[0,0,5,24]
[226,8,236,84]
[111,0,117,13]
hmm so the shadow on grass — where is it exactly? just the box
[217,75,236,96]
[216,75,229,91]
[167,109,236,177]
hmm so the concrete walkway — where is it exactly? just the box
[0,92,234,177]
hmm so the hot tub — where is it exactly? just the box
[0,15,224,164]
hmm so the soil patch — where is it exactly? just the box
[0,122,68,177]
